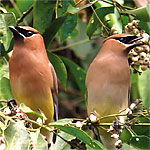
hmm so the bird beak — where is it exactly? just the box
[9,26,25,39]
[127,36,144,51]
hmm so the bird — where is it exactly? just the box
[86,34,144,150]
[9,26,58,145]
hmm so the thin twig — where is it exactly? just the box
[124,124,137,136]
[0,100,8,103]
[99,113,127,121]
[0,112,15,122]
[17,6,33,24]
[10,0,28,25]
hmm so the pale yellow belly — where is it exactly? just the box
[10,77,54,123]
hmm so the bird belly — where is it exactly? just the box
[87,84,128,122]
[10,74,54,123]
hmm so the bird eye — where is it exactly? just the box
[27,31,34,37]
[120,38,124,41]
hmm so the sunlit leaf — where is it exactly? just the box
[106,8,123,33]
[54,118,82,125]
[54,131,75,150]
[20,103,43,120]
[49,123,103,150]
[0,77,13,100]
[67,1,97,14]
[0,12,16,50]
[122,143,137,150]
[121,4,150,22]
[30,129,48,150]
[4,121,30,150]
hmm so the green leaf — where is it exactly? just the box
[130,135,150,149]
[67,1,97,14]
[58,0,78,41]
[33,0,56,34]
[92,139,104,150]
[0,77,13,99]
[42,14,68,49]
[0,12,16,50]
[132,116,150,136]
[20,103,43,120]
[121,4,150,22]
[53,118,74,125]
[91,0,123,8]
[19,103,34,113]
[122,143,137,150]
[120,127,132,143]
[0,60,9,80]
[60,57,86,98]
[106,8,123,33]
[30,129,48,150]
[130,71,140,101]
[138,70,150,108]
[53,119,85,126]
[139,20,150,34]
[5,0,33,19]
[67,19,96,59]
[0,39,14,56]
[0,121,5,131]
[4,121,30,150]
[59,14,78,42]
[54,131,75,150]
[87,6,114,38]
[50,123,103,150]
[47,52,67,90]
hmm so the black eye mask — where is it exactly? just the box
[9,26,38,40]
[114,35,142,44]
[14,27,36,37]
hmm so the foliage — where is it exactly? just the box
[0,0,150,149]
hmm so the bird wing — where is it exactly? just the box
[49,63,59,143]
[49,63,58,122]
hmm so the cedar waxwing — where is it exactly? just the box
[86,34,144,150]
[9,26,58,144]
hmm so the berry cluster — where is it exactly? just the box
[111,20,150,72]
[125,20,150,71]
